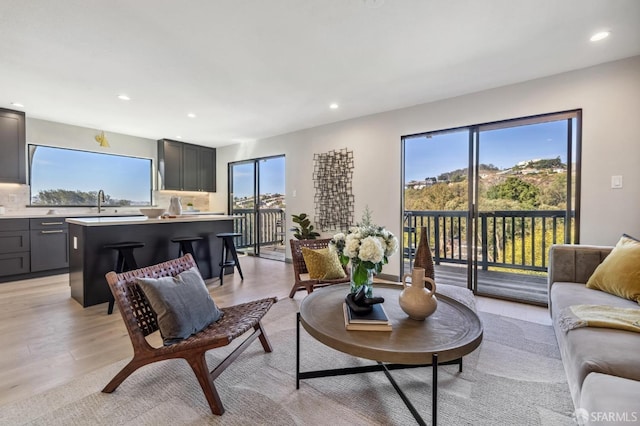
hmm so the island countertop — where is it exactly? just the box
[66,214,236,226]
[67,214,237,307]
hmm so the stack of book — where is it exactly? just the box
[343,302,392,331]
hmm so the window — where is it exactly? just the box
[29,145,152,206]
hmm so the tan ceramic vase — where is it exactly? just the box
[399,267,438,320]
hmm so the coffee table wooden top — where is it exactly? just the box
[299,283,483,364]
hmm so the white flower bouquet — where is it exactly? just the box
[330,208,399,294]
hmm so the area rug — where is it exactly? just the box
[0,298,574,425]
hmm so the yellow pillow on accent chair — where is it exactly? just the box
[586,234,640,303]
[301,247,347,280]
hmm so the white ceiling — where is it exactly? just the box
[1,0,639,147]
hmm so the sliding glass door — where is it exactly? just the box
[402,111,580,304]
[228,156,286,261]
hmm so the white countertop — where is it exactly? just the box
[66,214,236,226]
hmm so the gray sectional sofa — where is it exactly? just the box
[548,244,640,425]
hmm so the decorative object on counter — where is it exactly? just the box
[94,131,110,148]
[399,267,438,320]
[313,148,354,231]
[291,213,320,240]
[330,207,399,298]
[0,205,4,215]
[168,196,182,215]
[186,202,195,211]
[414,226,435,280]
[139,208,165,219]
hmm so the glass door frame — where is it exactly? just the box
[228,154,286,258]
[401,109,582,298]
[228,159,259,256]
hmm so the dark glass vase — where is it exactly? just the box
[414,226,435,281]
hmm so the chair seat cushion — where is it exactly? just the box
[301,247,347,280]
[137,267,223,345]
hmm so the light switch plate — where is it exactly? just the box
[611,175,623,189]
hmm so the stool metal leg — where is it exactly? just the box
[229,239,243,280]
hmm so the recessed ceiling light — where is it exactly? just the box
[176,136,182,139]
[590,31,610,42]
[187,113,196,118]
[11,102,24,108]
[117,94,131,101]
[330,103,339,109]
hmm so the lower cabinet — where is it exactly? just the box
[0,219,30,276]
[29,218,69,272]
[30,228,69,272]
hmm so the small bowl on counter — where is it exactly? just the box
[139,208,165,219]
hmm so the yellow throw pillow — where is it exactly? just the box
[586,234,640,303]
[301,247,347,280]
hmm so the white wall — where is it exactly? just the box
[214,55,640,276]
[27,118,157,162]
[0,118,212,215]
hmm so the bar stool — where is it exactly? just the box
[104,241,145,314]
[217,232,243,285]
[171,236,204,262]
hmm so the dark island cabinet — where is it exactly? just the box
[158,139,216,192]
[29,218,69,272]
[0,108,26,184]
[0,219,30,276]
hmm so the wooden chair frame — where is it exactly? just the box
[289,238,349,298]
[103,254,277,415]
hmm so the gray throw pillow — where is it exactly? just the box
[137,268,223,345]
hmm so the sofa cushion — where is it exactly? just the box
[579,373,640,425]
[550,282,640,406]
[301,247,346,280]
[586,235,640,303]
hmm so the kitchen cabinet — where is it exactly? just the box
[0,219,30,276]
[29,218,69,272]
[198,146,216,192]
[0,108,26,184]
[158,139,216,191]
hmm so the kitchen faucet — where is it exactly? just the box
[97,189,106,213]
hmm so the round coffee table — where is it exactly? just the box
[296,283,483,426]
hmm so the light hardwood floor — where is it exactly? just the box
[0,255,550,407]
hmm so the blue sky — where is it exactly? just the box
[30,146,151,202]
[232,156,285,199]
[404,120,571,182]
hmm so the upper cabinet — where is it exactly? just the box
[0,108,26,184]
[157,139,216,192]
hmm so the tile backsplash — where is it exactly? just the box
[0,184,216,216]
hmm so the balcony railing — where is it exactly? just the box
[229,208,573,274]
[404,210,574,273]
[231,208,286,249]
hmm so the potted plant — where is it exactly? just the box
[291,213,320,240]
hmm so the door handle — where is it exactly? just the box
[41,230,64,234]
[40,222,64,226]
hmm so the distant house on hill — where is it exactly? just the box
[405,177,437,189]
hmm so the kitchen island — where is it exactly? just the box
[67,215,236,307]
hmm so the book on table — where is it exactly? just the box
[343,302,392,331]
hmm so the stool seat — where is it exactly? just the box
[217,233,243,285]
[171,236,205,243]
[104,241,144,314]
